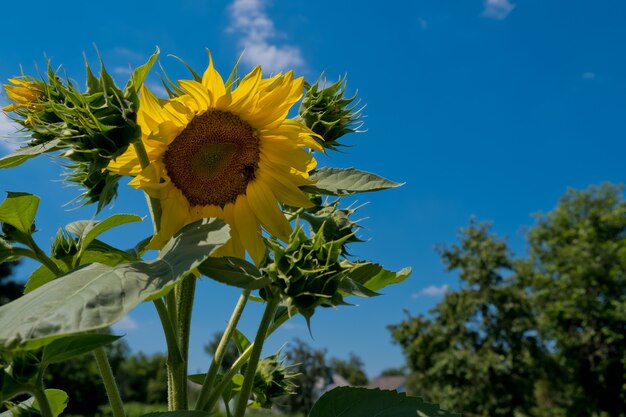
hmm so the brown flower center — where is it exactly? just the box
[163,110,260,207]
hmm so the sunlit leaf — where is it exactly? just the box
[0,193,39,234]
[198,256,269,289]
[65,213,142,259]
[346,262,412,292]
[302,168,402,196]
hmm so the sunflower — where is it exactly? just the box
[3,78,42,112]
[108,56,322,265]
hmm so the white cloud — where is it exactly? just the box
[0,113,21,153]
[228,0,304,73]
[581,71,596,79]
[481,0,515,20]
[112,316,139,332]
[412,284,449,298]
[113,66,132,76]
[147,82,169,98]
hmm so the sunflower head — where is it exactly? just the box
[108,54,323,264]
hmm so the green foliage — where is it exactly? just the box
[41,335,122,366]
[329,354,368,387]
[0,218,229,351]
[117,353,167,405]
[302,168,401,196]
[0,193,39,235]
[390,183,626,417]
[198,257,270,290]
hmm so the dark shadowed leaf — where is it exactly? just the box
[42,334,122,365]
[308,387,460,417]
[198,256,270,289]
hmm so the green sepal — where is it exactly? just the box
[126,47,160,95]
[344,262,412,292]
[0,139,63,169]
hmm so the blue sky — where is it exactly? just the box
[1,0,626,378]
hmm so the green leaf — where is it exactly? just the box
[138,411,210,417]
[42,334,122,366]
[187,374,206,385]
[0,218,230,351]
[308,387,460,417]
[35,389,69,417]
[0,193,39,234]
[0,139,63,169]
[346,263,412,292]
[65,213,142,260]
[129,48,160,93]
[79,239,138,266]
[232,329,251,354]
[198,256,270,289]
[302,168,402,196]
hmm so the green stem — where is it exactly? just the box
[153,298,183,364]
[195,290,251,411]
[93,347,126,417]
[168,274,196,410]
[25,236,63,276]
[233,297,280,417]
[204,307,292,412]
[32,372,54,417]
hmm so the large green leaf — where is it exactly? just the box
[346,262,412,292]
[0,139,63,169]
[42,334,122,366]
[65,213,142,260]
[198,256,270,289]
[0,218,229,351]
[302,168,402,196]
[0,193,39,234]
[308,387,460,417]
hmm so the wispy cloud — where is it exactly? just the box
[0,113,21,153]
[412,284,449,298]
[112,316,139,332]
[481,0,515,20]
[418,18,429,30]
[581,71,596,79]
[228,0,304,73]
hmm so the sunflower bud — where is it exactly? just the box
[261,224,354,322]
[51,227,79,260]
[3,59,142,210]
[298,76,363,151]
[251,353,298,408]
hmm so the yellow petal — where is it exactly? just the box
[179,80,211,111]
[246,180,292,241]
[202,51,226,103]
[229,67,261,113]
[234,195,265,265]
[257,166,314,208]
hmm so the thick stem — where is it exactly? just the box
[153,298,183,364]
[169,274,196,410]
[93,347,126,417]
[32,372,54,417]
[195,290,251,411]
[204,307,292,412]
[232,297,280,417]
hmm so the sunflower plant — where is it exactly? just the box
[0,49,459,417]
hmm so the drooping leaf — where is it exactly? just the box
[0,193,39,234]
[308,387,460,417]
[345,262,412,292]
[302,168,402,196]
[198,256,270,289]
[65,213,142,259]
[0,218,229,351]
[42,334,122,366]
[0,139,63,169]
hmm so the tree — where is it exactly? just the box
[277,339,331,415]
[204,331,239,373]
[329,353,368,386]
[389,184,626,417]
[117,352,168,404]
